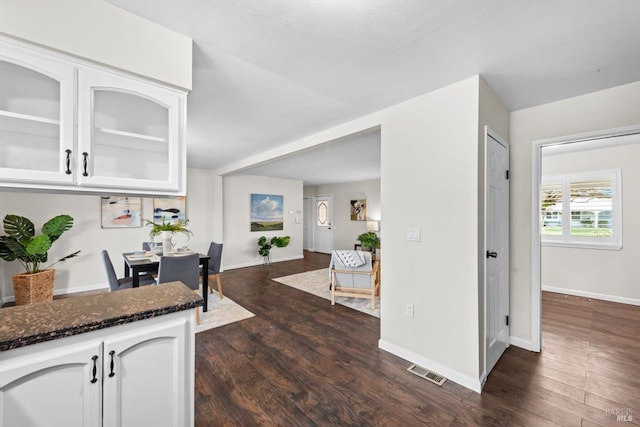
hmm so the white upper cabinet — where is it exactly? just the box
[0,38,186,195]
[0,41,75,185]
[78,68,182,192]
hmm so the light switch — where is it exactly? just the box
[295,217,302,224]
[407,227,421,242]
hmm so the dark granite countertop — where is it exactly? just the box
[0,282,203,352]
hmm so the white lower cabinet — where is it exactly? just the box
[0,341,102,427]
[0,312,194,427]
[102,319,188,427]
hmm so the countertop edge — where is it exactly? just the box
[0,283,204,352]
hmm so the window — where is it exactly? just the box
[316,201,328,226]
[540,170,621,250]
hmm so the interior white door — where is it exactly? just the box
[485,128,510,376]
[313,195,333,253]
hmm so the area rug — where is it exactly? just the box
[273,268,380,318]
[196,291,255,333]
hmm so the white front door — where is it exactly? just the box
[485,128,510,377]
[313,195,333,254]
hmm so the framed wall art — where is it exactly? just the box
[153,196,187,224]
[101,196,142,228]
[251,193,284,231]
[350,199,367,221]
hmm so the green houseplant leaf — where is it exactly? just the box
[271,236,291,248]
[26,234,52,255]
[3,215,35,242]
[42,214,74,243]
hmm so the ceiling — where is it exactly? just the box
[106,0,640,184]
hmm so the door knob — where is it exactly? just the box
[486,251,498,259]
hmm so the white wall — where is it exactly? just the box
[0,168,213,303]
[0,0,192,90]
[509,80,640,344]
[304,179,380,251]
[223,175,303,269]
[379,76,483,390]
[541,143,640,304]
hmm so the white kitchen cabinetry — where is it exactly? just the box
[0,37,186,195]
[0,313,194,427]
[0,41,75,185]
[77,68,183,192]
[0,341,102,427]
[102,318,189,427]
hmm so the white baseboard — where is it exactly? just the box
[509,336,538,352]
[542,285,640,306]
[224,254,304,271]
[2,282,107,305]
[55,282,108,295]
[378,339,482,393]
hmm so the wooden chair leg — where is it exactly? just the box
[331,271,336,305]
[216,274,223,299]
[209,274,224,299]
[193,290,201,325]
[371,273,376,309]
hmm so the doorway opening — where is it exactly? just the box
[531,124,640,351]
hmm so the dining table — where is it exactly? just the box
[122,251,211,312]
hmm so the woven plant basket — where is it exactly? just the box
[13,269,55,305]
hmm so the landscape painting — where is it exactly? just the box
[251,193,284,232]
[101,196,142,228]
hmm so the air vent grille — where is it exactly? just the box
[407,364,447,386]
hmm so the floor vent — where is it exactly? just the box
[407,364,447,386]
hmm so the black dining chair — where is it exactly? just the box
[101,250,155,291]
[206,242,224,299]
[156,253,201,324]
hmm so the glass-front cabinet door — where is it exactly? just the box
[0,42,75,185]
[77,68,183,192]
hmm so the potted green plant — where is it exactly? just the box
[145,218,192,254]
[0,214,80,305]
[357,231,380,253]
[257,235,290,264]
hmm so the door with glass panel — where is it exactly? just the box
[313,195,333,253]
[0,42,75,184]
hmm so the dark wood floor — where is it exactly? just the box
[196,251,639,426]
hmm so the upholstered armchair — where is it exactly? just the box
[330,250,380,309]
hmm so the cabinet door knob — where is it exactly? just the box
[82,152,89,177]
[108,350,116,377]
[90,355,98,384]
[65,149,72,175]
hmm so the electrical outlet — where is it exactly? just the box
[405,303,414,317]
